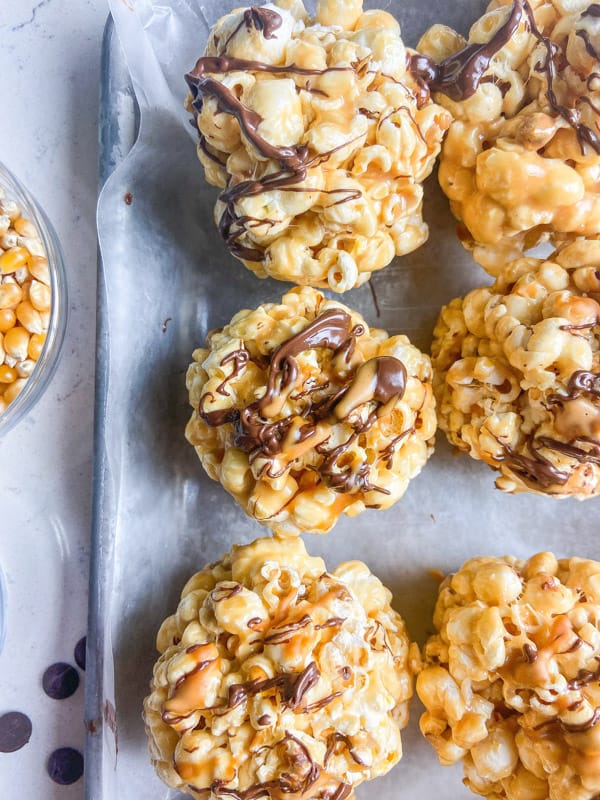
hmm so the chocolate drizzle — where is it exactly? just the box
[583,4,600,18]
[494,436,570,488]
[522,3,600,154]
[225,662,320,711]
[577,29,600,61]
[408,1,524,102]
[554,370,600,401]
[185,53,362,261]
[560,706,600,733]
[199,310,409,495]
[567,658,600,690]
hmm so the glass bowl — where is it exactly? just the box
[0,162,67,435]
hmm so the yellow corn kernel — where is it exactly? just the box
[0,308,16,332]
[13,217,37,238]
[0,246,30,274]
[29,280,51,312]
[0,365,17,383]
[16,301,43,334]
[0,282,23,309]
[3,378,27,404]
[16,359,36,379]
[3,326,29,360]
[28,332,46,360]
[0,397,7,414]
[28,255,50,285]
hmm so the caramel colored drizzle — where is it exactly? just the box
[216,349,250,397]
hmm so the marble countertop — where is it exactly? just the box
[0,0,107,796]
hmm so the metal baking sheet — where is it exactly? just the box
[87,5,600,800]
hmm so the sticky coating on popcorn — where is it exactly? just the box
[431,239,600,498]
[418,0,600,275]
[185,287,436,536]
[184,0,453,291]
[418,551,600,800]
[144,536,418,800]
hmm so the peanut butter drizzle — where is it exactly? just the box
[162,643,221,721]
[199,311,408,493]
[219,6,283,53]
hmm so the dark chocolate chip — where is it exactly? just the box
[42,663,80,700]
[47,747,84,784]
[0,711,32,753]
[74,637,86,671]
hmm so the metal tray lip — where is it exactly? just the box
[85,16,140,799]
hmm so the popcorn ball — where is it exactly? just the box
[185,287,436,536]
[418,551,600,800]
[418,0,600,275]
[184,0,452,291]
[432,240,600,498]
[144,536,417,800]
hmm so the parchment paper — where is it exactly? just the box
[95,1,598,798]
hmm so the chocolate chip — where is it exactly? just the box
[0,711,32,753]
[47,747,84,784]
[74,637,86,671]
[42,663,80,700]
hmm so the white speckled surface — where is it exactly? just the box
[0,0,106,796]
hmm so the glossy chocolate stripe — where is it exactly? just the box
[408,1,523,101]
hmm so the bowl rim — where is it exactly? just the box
[0,161,68,436]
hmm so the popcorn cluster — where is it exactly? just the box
[185,0,451,291]
[418,551,600,800]
[419,0,600,274]
[0,188,51,413]
[432,240,600,498]
[185,287,436,536]
[144,536,416,800]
